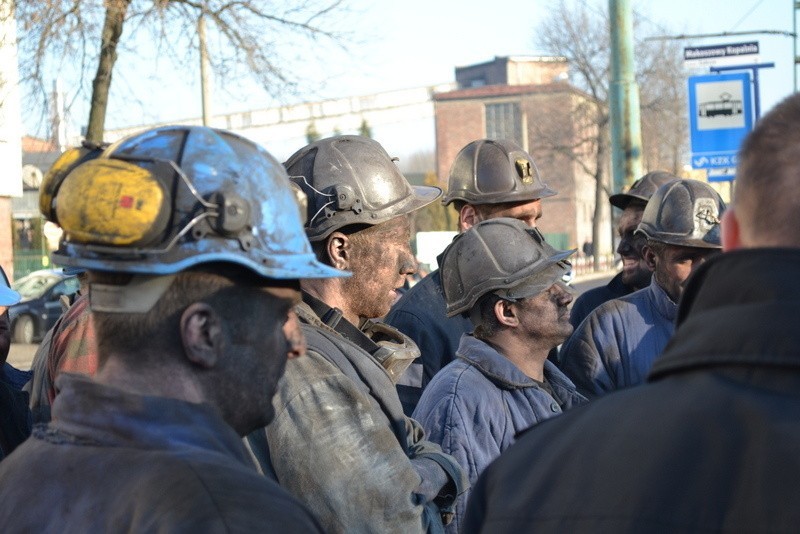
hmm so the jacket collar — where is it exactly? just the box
[47,374,251,464]
[649,248,800,380]
[297,291,382,357]
[607,271,636,295]
[646,276,678,323]
[456,334,574,393]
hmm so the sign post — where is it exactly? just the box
[687,72,753,171]
[683,41,759,69]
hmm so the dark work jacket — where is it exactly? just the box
[0,364,32,461]
[385,269,473,416]
[0,374,322,533]
[559,278,677,398]
[568,271,634,329]
[250,292,467,534]
[414,334,585,534]
[464,249,800,533]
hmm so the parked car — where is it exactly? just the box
[9,269,80,344]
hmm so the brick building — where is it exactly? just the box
[434,56,612,254]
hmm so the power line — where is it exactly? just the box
[646,29,796,41]
[731,0,765,31]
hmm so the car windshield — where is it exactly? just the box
[12,272,61,299]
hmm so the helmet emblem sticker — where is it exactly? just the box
[694,197,721,232]
[515,159,534,184]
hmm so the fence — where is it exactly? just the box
[571,254,617,277]
[12,251,50,280]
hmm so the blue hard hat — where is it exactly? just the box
[0,282,20,307]
[49,126,345,281]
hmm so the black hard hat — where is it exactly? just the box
[441,218,574,317]
[443,139,557,206]
[636,179,725,249]
[285,136,441,242]
[609,170,679,210]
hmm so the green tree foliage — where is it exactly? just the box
[358,118,372,138]
[306,121,321,143]
[412,172,455,233]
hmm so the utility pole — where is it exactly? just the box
[795,1,799,92]
[198,14,212,126]
[608,0,643,195]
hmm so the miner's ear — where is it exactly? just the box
[494,299,519,327]
[459,204,479,232]
[643,245,657,272]
[721,208,742,251]
[326,231,352,271]
[181,302,223,369]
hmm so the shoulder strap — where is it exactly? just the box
[244,428,277,481]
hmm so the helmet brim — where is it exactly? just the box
[409,185,443,211]
[52,248,349,280]
[0,284,21,306]
[443,184,557,206]
[609,192,646,210]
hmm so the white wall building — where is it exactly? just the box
[0,0,22,198]
[104,83,456,174]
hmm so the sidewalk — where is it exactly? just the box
[573,268,616,284]
[571,254,618,284]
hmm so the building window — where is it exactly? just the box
[485,102,522,144]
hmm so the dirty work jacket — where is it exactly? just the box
[559,277,676,397]
[568,271,635,330]
[248,293,467,534]
[414,334,586,534]
[0,373,322,533]
[0,365,30,461]
[386,269,473,416]
[27,294,97,424]
[464,248,800,533]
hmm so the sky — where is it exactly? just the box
[26,0,795,137]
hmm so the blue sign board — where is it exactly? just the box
[707,168,735,183]
[688,72,753,170]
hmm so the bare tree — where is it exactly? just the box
[534,0,686,268]
[16,0,348,142]
[637,37,687,173]
[535,1,609,269]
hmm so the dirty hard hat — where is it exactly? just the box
[636,179,725,248]
[442,139,557,206]
[609,170,679,210]
[441,217,575,317]
[45,126,344,281]
[284,135,442,242]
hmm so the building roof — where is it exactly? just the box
[433,82,581,102]
[22,136,57,153]
[454,55,568,70]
